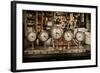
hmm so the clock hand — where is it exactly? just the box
[44,35,47,39]
[56,32,60,38]
[55,32,58,37]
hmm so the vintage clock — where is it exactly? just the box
[51,27,63,39]
[39,30,49,42]
[75,31,84,42]
[27,32,37,49]
[27,32,36,42]
[64,31,73,41]
[75,31,85,49]
[64,31,73,49]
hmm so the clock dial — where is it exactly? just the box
[39,31,49,42]
[27,32,36,42]
[46,21,53,26]
[51,27,63,39]
[64,31,73,41]
[76,31,84,41]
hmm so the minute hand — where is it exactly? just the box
[56,32,61,37]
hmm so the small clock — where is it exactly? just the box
[27,32,36,42]
[75,31,84,41]
[51,27,63,39]
[46,21,53,27]
[39,30,49,42]
[64,31,73,41]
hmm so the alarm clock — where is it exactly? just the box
[75,31,84,41]
[51,27,63,39]
[64,31,73,41]
[39,30,49,42]
[27,32,36,42]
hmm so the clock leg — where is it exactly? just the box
[32,42,34,50]
[52,39,55,49]
[44,42,46,49]
[68,41,70,49]
[78,41,83,49]
[36,39,39,46]
[78,41,85,53]
[78,41,80,49]
[56,40,59,50]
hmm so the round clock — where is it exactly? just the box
[46,21,53,27]
[39,30,49,42]
[75,31,84,41]
[51,27,63,39]
[64,31,73,41]
[27,32,36,42]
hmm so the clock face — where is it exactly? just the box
[46,21,53,26]
[76,31,84,41]
[39,31,49,42]
[64,31,73,41]
[27,32,36,42]
[51,27,63,39]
